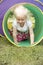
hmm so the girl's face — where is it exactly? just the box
[16,16,27,24]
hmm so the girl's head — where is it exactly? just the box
[11,4,33,24]
[14,5,29,24]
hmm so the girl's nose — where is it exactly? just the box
[19,20,22,23]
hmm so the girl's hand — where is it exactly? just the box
[31,42,36,45]
[14,40,19,44]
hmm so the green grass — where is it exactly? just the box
[0,37,43,65]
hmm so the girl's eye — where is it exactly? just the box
[21,19,24,21]
[17,19,20,21]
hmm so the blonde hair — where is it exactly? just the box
[10,4,33,17]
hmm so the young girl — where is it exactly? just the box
[12,5,35,45]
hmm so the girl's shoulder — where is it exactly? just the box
[27,20,32,27]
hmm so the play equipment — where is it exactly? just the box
[2,3,43,47]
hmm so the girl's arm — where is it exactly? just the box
[13,27,18,44]
[29,27,34,45]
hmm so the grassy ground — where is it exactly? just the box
[0,37,43,65]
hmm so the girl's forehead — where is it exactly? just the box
[16,15,27,19]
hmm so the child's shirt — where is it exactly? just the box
[12,19,32,32]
